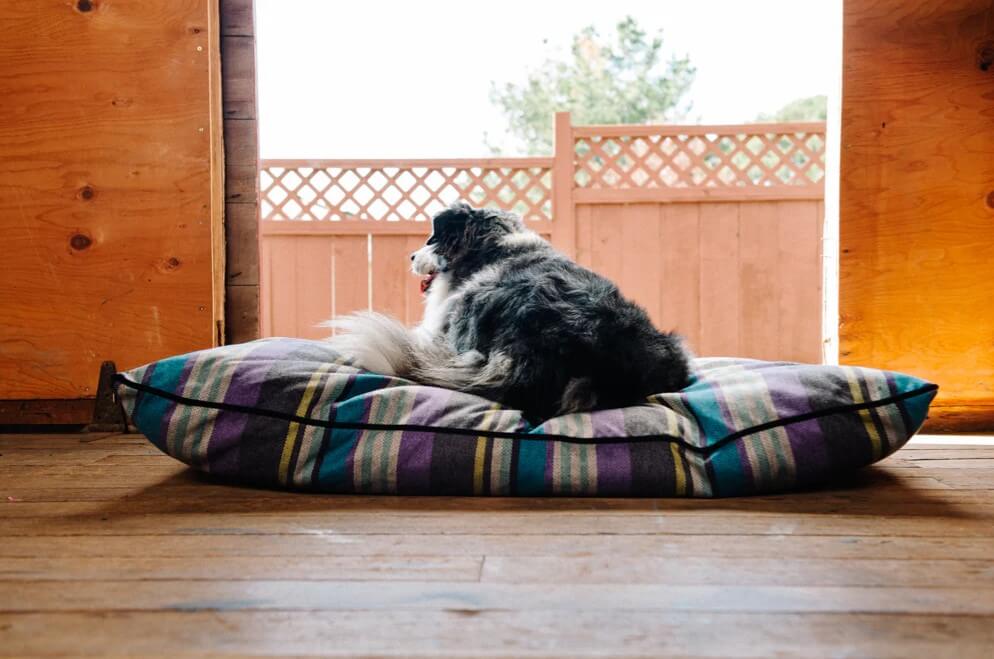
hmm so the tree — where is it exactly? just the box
[756,95,827,122]
[486,17,695,155]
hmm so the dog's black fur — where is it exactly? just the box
[423,203,692,421]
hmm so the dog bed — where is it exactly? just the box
[113,338,937,497]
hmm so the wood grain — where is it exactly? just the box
[2,432,994,655]
[0,1,224,402]
[371,235,427,326]
[224,284,259,344]
[3,611,991,657]
[659,204,702,347]
[222,119,258,203]
[220,0,254,36]
[0,399,94,425]
[840,0,994,430]
[698,203,742,356]
[224,202,259,286]
[220,36,255,121]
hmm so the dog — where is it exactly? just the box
[326,202,692,422]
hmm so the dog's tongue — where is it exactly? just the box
[420,272,436,294]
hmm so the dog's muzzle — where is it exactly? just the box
[411,244,442,295]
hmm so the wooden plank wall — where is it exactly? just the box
[576,201,824,362]
[840,0,994,430]
[220,0,260,343]
[0,0,224,421]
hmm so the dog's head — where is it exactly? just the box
[411,202,540,293]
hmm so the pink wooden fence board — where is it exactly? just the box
[659,203,703,351]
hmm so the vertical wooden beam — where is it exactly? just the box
[551,111,576,258]
[220,0,260,344]
[208,0,226,345]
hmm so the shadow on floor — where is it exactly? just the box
[65,462,979,521]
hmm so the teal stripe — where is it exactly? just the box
[133,357,187,451]
[709,442,749,496]
[902,388,938,436]
[347,374,395,397]
[515,438,547,495]
[316,374,393,491]
[889,372,930,395]
[689,383,734,445]
[692,383,749,496]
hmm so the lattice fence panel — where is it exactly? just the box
[574,130,826,189]
[260,164,552,223]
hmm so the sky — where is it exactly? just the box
[255,0,840,158]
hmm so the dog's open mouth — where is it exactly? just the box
[420,270,437,294]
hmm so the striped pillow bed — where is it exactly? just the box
[114,338,937,497]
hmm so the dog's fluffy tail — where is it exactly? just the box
[323,312,513,393]
[322,312,416,377]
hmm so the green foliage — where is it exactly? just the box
[756,95,827,122]
[486,16,695,155]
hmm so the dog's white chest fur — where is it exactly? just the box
[416,274,451,340]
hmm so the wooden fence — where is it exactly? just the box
[259,113,826,362]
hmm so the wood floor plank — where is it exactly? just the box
[3,611,992,658]
[4,533,994,561]
[4,482,979,503]
[0,449,170,466]
[2,555,991,588]
[6,487,994,515]
[0,434,146,449]
[6,474,986,503]
[0,555,482,582]
[480,556,994,587]
[5,580,994,615]
[4,511,993,538]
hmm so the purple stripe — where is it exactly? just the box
[764,369,828,479]
[592,407,631,494]
[395,388,453,494]
[208,342,288,474]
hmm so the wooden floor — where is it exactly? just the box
[1,434,994,657]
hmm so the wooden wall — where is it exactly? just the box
[840,0,994,430]
[0,1,224,422]
[220,0,260,343]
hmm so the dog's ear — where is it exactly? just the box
[428,202,474,245]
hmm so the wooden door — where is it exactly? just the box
[0,1,224,423]
[840,0,994,430]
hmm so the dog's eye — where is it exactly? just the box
[426,235,438,245]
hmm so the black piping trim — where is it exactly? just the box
[112,374,938,457]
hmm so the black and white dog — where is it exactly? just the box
[328,202,691,422]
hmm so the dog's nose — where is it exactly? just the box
[410,253,416,261]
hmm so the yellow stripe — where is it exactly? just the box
[278,366,329,484]
[472,405,501,494]
[845,368,882,460]
[670,442,687,495]
[472,437,487,494]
